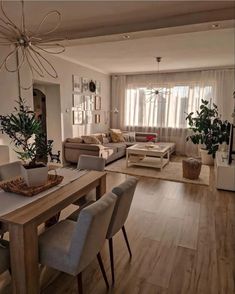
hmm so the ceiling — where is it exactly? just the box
[1,1,235,74]
[61,27,235,74]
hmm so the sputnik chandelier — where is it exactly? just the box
[0,0,65,89]
[145,57,171,103]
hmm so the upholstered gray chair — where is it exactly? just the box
[107,177,138,284]
[0,161,21,182]
[0,240,10,275]
[73,155,106,207]
[39,192,117,293]
[0,161,22,238]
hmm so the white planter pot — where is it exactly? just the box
[21,164,48,187]
[200,149,214,166]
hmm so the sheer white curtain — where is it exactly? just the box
[111,69,235,155]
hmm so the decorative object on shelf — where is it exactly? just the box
[95,96,101,110]
[0,97,53,187]
[89,80,96,93]
[72,75,81,93]
[186,99,231,164]
[49,150,61,163]
[0,0,65,91]
[145,57,170,103]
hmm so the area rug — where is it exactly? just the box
[105,158,210,186]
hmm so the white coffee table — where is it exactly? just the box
[126,143,173,171]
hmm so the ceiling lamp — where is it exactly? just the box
[145,57,170,103]
[0,0,65,90]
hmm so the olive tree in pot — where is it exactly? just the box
[0,98,53,187]
[186,99,230,165]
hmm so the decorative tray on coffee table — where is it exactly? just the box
[0,174,64,197]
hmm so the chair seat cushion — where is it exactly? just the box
[39,220,77,275]
[0,240,9,274]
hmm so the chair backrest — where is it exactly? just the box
[107,177,138,239]
[77,155,105,171]
[0,161,22,181]
[0,240,9,274]
[69,192,117,274]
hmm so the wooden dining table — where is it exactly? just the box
[0,170,106,294]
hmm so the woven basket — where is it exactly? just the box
[182,158,202,180]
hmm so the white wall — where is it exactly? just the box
[0,48,111,161]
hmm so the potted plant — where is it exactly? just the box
[0,97,53,187]
[186,99,230,165]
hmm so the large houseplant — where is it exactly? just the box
[186,99,230,165]
[0,97,52,186]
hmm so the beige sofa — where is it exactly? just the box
[64,132,159,164]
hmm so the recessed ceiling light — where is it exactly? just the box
[211,23,220,29]
[122,35,130,40]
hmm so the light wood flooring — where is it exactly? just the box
[0,169,234,294]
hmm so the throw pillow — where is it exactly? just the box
[110,128,122,133]
[110,131,125,143]
[81,135,101,144]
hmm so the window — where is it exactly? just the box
[124,83,214,129]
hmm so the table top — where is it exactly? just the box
[127,143,171,154]
[0,169,106,226]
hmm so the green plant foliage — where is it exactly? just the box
[186,99,231,158]
[0,97,53,166]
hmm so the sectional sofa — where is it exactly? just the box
[63,132,160,164]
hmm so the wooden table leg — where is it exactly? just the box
[96,174,106,200]
[9,223,39,294]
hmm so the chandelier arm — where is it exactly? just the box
[4,45,21,72]
[26,48,45,77]
[0,0,22,35]
[33,43,65,54]
[32,10,61,37]
[30,46,58,78]
[35,37,66,43]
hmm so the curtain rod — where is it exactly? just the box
[111,66,235,77]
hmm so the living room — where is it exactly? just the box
[0,1,234,293]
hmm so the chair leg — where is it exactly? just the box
[108,238,115,285]
[77,272,83,294]
[122,226,132,258]
[97,252,109,289]
[0,234,4,239]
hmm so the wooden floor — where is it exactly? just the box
[0,169,234,294]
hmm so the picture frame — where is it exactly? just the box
[95,96,101,110]
[84,95,93,110]
[73,94,84,110]
[73,110,84,125]
[94,114,101,124]
[72,75,81,93]
[96,81,101,95]
[82,77,89,93]
[86,111,93,124]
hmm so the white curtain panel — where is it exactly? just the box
[111,69,235,155]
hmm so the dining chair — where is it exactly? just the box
[0,161,22,238]
[74,155,106,207]
[0,240,10,275]
[39,192,117,294]
[107,177,138,284]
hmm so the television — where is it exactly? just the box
[228,124,235,164]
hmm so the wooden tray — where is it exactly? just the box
[0,174,64,197]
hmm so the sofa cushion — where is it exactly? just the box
[110,131,125,143]
[81,135,101,144]
[66,137,83,143]
[64,143,103,151]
